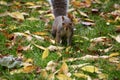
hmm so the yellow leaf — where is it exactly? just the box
[98,73,108,79]
[79,11,88,17]
[60,62,68,74]
[65,46,71,53]
[48,73,55,80]
[41,69,48,79]
[117,63,120,70]
[33,31,48,36]
[42,48,49,59]
[0,1,7,5]
[109,57,119,63]
[23,65,36,73]
[8,11,24,21]
[81,65,100,73]
[25,58,33,63]
[10,68,23,75]
[74,73,91,80]
[109,52,119,57]
[33,43,45,50]
[56,74,72,80]
[45,13,54,20]
[71,1,81,7]
[85,0,91,7]
[25,2,35,6]
[9,25,17,30]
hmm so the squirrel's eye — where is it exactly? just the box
[69,23,72,26]
[62,23,65,26]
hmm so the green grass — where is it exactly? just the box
[0,0,120,80]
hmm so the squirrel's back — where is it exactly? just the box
[51,0,68,17]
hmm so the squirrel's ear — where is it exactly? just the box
[68,13,73,22]
[62,16,64,20]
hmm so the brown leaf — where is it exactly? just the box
[115,25,120,33]
[71,0,91,8]
[0,12,9,17]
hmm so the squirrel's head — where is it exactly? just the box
[62,16,73,32]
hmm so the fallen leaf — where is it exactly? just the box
[56,74,72,80]
[40,69,48,79]
[42,48,49,59]
[81,21,95,26]
[25,58,33,63]
[116,64,120,70]
[17,44,32,53]
[114,4,120,9]
[0,12,9,17]
[26,17,39,21]
[74,73,91,80]
[46,61,58,72]
[71,0,81,7]
[0,1,7,5]
[59,62,69,75]
[33,43,45,50]
[81,65,101,73]
[25,2,35,6]
[109,57,119,63]
[109,52,119,57]
[98,46,113,53]
[23,65,36,73]
[70,63,89,69]
[85,0,91,7]
[48,45,64,51]
[8,11,24,21]
[91,9,99,13]
[77,10,88,17]
[65,46,72,54]
[90,37,110,43]
[115,25,120,32]
[28,5,41,9]
[10,68,23,75]
[98,73,108,79]
[0,55,22,68]
[32,34,44,41]
[14,32,33,41]
[48,73,55,80]
[109,34,120,43]
[33,31,48,36]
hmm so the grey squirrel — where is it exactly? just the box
[50,0,73,45]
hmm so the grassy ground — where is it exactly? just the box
[0,0,120,80]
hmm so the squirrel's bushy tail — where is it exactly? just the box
[51,0,68,17]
